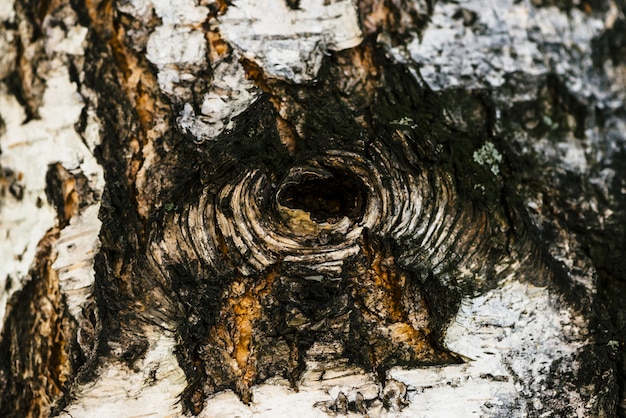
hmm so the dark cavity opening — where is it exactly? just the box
[279,171,366,223]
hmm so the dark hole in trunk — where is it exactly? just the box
[279,172,365,223]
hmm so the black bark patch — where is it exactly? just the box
[45,163,96,227]
[592,14,626,66]
[452,7,478,27]
[121,339,150,369]
[0,166,25,202]
[285,0,300,10]
[278,169,366,223]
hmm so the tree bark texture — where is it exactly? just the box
[0,0,625,416]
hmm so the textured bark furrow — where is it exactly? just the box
[158,139,501,284]
[148,106,515,410]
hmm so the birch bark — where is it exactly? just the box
[0,0,625,416]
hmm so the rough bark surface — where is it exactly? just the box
[0,0,625,417]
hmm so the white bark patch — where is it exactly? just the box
[145,0,209,98]
[176,55,259,143]
[146,24,209,116]
[0,0,14,21]
[0,18,102,332]
[117,0,153,20]
[218,0,363,83]
[432,281,585,416]
[52,205,102,320]
[60,332,187,418]
[146,26,207,75]
[0,74,96,328]
[44,23,88,56]
[0,6,16,78]
[392,0,603,91]
[152,0,207,25]
[144,0,262,142]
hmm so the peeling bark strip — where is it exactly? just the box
[1,0,626,416]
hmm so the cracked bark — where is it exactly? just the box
[0,0,625,416]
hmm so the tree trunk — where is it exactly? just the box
[1,0,625,416]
